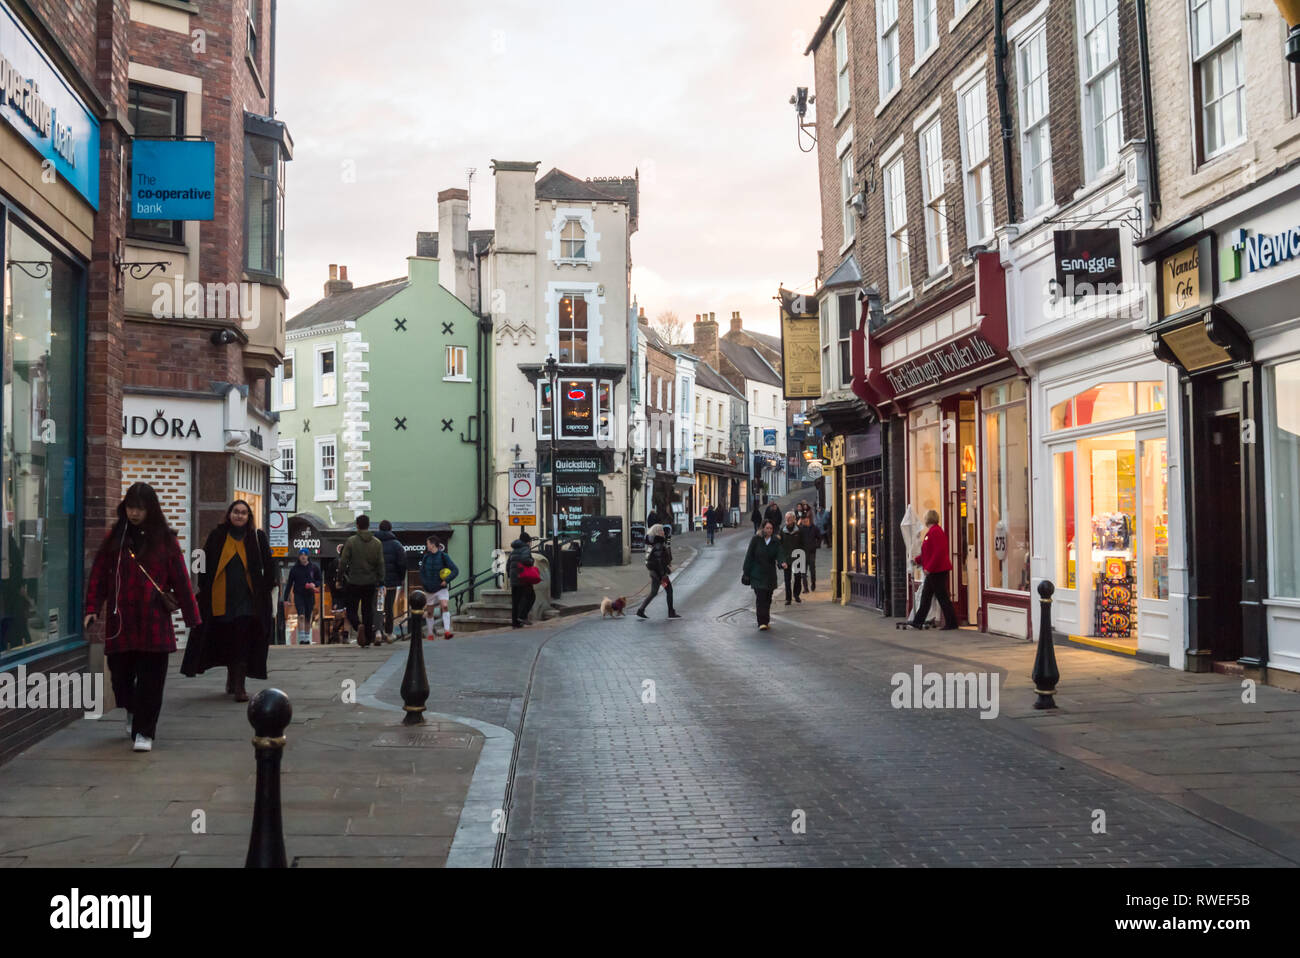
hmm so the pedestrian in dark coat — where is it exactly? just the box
[750,501,763,533]
[704,504,721,546]
[742,519,787,630]
[180,499,275,702]
[778,511,805,605]
[84,482,201,751]
[910,509,958,630]
[507,533,536,628]
[419,536,460,640]
[376,520,407,640]
[799,509,821,592]
[285,549,322,644]
[339,515,385,646]
[636,525,681,619]
[763,500,782,529]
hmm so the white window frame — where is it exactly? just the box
[877,0,901,102]
[314,343,337,407]
[444,345,470,381]
[918,116,950,276]
[277,439,295,482]
[274,347,295,411]
[1077,0,1123,181]
[834,17,851,122]
[1189,0,1245,162]
[840,139,857,249]
[883,155,912,301]
[560,217,586,260]
[538,379,554,439]
[558,291,589,364]
[914,0,939,62]
[957,71,995,246]
[314,435,337,502]
[1018,22,1054,215]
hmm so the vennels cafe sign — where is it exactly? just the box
[883,333,999,395]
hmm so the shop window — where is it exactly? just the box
[559,294,588,363]
[559,379,596,439]
[315,436,337,501]
[1140,437,1169,600]
[1054,450,1077,589]
[1137,381,1166,414]
[983,381,1030,593]
[908,406,943,533]
[538,380,553,439]
[1050,381,1165,430]
[1268,359,1300,598]
[127,84,185,245]
[245,133,286,279]
[1084,431,1138,637]
[1,216,81,656]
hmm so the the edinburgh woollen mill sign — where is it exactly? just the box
[882,334,1000,397]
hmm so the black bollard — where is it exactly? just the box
[245,688,292,868]
[400,590,430,725]
[1031,580,1060,710]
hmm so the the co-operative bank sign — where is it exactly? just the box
[131,140,215,220]
[0,1,100,208]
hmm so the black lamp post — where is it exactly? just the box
[543,353,561,599]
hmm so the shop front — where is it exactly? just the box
[854,253,1030,637]
[0,0,99,763]
[1139,172,1300,682]
[839,428,886,611]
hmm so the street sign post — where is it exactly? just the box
[269,511,289,557]
[508,468,537,527]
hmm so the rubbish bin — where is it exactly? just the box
[560,539,581,592]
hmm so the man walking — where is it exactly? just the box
[779,511,804,605]
[339,515,385,647]
[636,524,682,620]
[763,498,782,530]
[376,519,406,640]
[751,499,763,533]
[705,503,721,546]
[285,548,322,644]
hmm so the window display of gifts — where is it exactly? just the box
[1091,512,1132,553]
[1094,555,1135,638]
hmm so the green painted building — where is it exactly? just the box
[274,215,497,593]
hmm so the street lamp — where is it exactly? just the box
[1277,1,1300,61]
[543,353,562,598]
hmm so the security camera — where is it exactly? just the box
[210,328,238,346]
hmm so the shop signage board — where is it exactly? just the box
[269,482,297,513]
[268,511,288,557]
[551,455,608,475]
[508,468,536,526]
[1159,245,1203,318]
[1053,229,1123,296]
[882,333,1001,398]
[780,311,822,400]
[555,480,600,497]
[0,2,100,208]
[763,428,777,447]
[1159,322,1232,372]
[121,396,224,452]
[130,139,216,220]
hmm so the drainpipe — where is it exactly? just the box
[994,0,1017,225]
[1135,0,1162,220]
[269,0,277,115]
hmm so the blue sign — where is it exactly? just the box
[130,139,215,220]
[0,2,100,208]
[763,428,777,447]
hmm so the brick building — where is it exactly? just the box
[0,0,291,763]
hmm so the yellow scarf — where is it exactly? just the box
[211,532,254,617]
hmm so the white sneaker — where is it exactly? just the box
[126,712,133,738]
[132,734,153,752]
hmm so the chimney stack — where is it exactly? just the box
[730,310,742,334]
[436,187,472,308]
[693,310,720,370]
[324,263,354,298]
[639,307,646,319]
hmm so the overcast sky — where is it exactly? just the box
[277,0,828,340]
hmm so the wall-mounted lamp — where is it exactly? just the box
[1276,1,1300,61]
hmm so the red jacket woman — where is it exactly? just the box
[908,509,958,629]
[84,482,200,751]
[915,522,953,573]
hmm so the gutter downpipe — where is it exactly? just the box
[994,0,1017,226]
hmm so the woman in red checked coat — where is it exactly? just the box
[909,508,959,630]
[84,483,201,752]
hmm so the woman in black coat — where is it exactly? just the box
[742,519,787,631]
[180,500,275,701]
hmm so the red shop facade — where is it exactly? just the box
[853,254,1032,638]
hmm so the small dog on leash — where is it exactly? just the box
[601,596,627,618]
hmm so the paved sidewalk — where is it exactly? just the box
[0,644,482,867]
[767,584,1300,862]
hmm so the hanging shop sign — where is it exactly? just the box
[763,428,777,447]
[780,312,822,400]
[0,1,100,208]
[1053,229,1123,297]
[130,139,215,220]
[882,333,1001,397]
[1158,322,1232,372]
[121,396,224,452]
[1158,243,1207,320]
[269,482,297,513]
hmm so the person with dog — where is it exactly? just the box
[84,482,202,752]
[507,532,537,628]
[743,518,787,631]
[636,524,681,620]
[778,511,804,605]
[909,509,959,630]
[419,536,459,640]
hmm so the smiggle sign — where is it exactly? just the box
[1222,226,1300,281]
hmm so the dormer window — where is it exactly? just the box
[561,218,586,259]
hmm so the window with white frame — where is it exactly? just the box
[314,345,336,406]
[538,380,553,438]
[314,436,337,501]
[919,117,949,275]
[840,145,856,246]
[1079,0,1122,178]
[838,293,854,386]
[275,349,295,410]
[835,18,850,117]
[445,345,469,380]
[1191,0,1244,160]
[877,0,901,100]
[598,381,613,441]
[914,0,938,60]
[558,293,588,363]
[958,74,995,244]
[277,439,295,482]
[1018,23,1054,214]
[561,218,586,259]
[884,156,911,299]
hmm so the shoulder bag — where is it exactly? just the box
[129,548,182,614]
